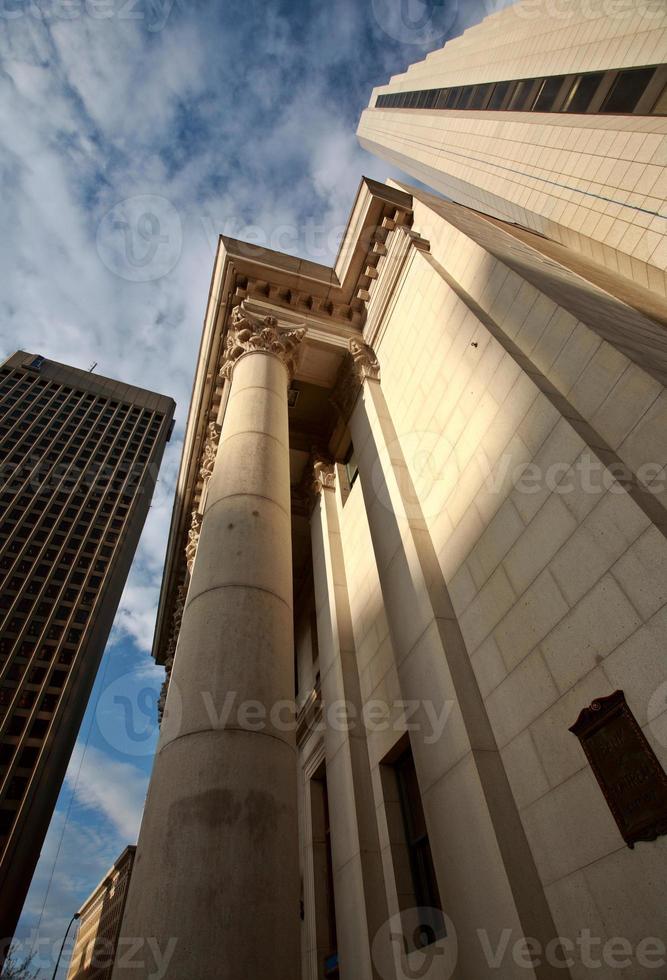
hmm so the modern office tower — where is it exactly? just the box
[357,0,667,297]
[114,176,667,980]
[0,352,174,956]
[66,846,136,980]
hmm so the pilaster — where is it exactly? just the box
[309,455,394,980]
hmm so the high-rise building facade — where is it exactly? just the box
[357,0,667,297]
[113,169,667,980]
[0,352,174,954]
[66,846,136,980]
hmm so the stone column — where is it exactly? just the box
[338,341,566,980]
[309,460,394,980]
[113,304,305,980]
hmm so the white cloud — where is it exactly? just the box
[65,743,147,841]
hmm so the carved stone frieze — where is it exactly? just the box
[220,301,306,382]
[185,510,203,574]
[199,421,222,484]
[159,583,188,723]
[157,656,172,724]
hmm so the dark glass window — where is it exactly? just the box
[532,74,566,112]
[562,71,604,112]
[602,66,656,113]
[374,65,665,118]
[507,77,534,110]
[488,79,511,109]
[311,765,337,976]
[651,81,667,115]
[344,444,358,490]
[457,85,476,109]
[445,86,463,108]
[468,83,493,109]
[395,746,444,948]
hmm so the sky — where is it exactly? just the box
[0,0,501,973]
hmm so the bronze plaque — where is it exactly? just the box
[570,690,667,848]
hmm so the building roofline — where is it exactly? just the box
[76,845,137,917]
[3,351,175,415]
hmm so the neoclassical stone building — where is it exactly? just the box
[113,175,667,980]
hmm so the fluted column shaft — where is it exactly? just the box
[113,308,303,980]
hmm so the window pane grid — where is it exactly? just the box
[0,379,164,835]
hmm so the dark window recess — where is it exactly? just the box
[344,444,359,489]
[532,74,566,111]
[488,80,511,109]
[507,77,535,110]
[375,64,665,117]
[469,83,493,109]
[562,72,605,112]
[445,86,463,108]
[601,66,657,113]
[395,745,445,949]
[653,82,667,115]
[311,765,338,977]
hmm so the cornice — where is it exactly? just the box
[363,224,431,350]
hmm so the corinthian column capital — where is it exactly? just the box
[220,302,306,381]
[331,339,380,422]
[349,339,380,382]
[312,459,336,495]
